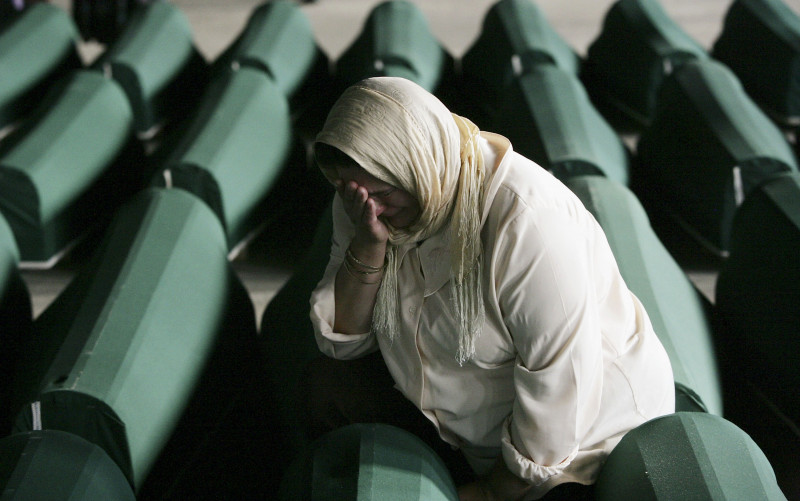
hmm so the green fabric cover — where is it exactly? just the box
[154,67,292,248]
[215,0,326,100]
[0,70,136,262]
[712,0,800,123]
[92,1,208,134]
[567,176,722,415]
[594,412,787,500]
[260,201,333,462]
[461,0,580,101]
[334,0,454,93]
[0,214,32,436]
[635,58,798,255]
[582,0,707,126]
[278,423,458,500]
[494,66,630,185]
[0,3,81,128]
[10,188,257,489]
[0,430,135,501]
[715,172,800,425]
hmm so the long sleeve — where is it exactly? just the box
[309,195,379,359]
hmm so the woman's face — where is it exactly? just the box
[336,165,421,229]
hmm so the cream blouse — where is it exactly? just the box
[310,134,675,498]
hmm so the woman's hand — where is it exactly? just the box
[336,179,390,246]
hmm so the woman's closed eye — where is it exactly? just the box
[370,188,396,199]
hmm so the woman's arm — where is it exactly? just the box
[332,179,389,334]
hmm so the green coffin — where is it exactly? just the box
[260,201,333,461]
[0,3,81,128]
[11,188,257,489]
[0,213,32,436]
[715,172,800,424]
[635,59,798,255]
[153,67,292,249]
[712,0,800,124]
[582,0,707,126]
[461,0,580,103]
[278,423,458,501]
[215,0,328,100]
[494,65,630,184]
[0,70,137,263]
[92,1,208,135]
[334,0,455,94]
[0,430,135,501]
[567,176,722,415]
[594,412,787,500]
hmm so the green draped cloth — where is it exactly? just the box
[713,0,800,124]
[278,424,458,501]
[11,188,258,490]
[635,58,797,255]
[0,70,137,262]
[214,0,328,101]
[259,202,334,462]
[0,3,80,128]
[0,430,135,500]
[461,0,580,100]
[594,412,787,500]
[92,1,208,134]
[715,172,800,425]
[333,0,455,95]
[493,65,630,185]
[0,213,32,435]
[153,67,293,249]
[582,0,707,126]
[567,175,722,415]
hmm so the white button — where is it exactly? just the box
[409,306,417,314]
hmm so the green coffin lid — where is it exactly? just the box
[0,430,135,501]
[0,3,81,128]
[260,202,333,460]
[154,67,292,249]
[582,0,707,126]
[461,0,580,99]
[635,58,798,255]
[334,0,454,92]
[594,412,787,500]
[93,1,207,134]
[278,423,458,501]
[715,172,800,423]
[0,70,135,263]
[215,0,327,100]
[495,65,629,185]
[11,188,256,488]
[567,175,722,415]
[0,212,32,436]
[713,0,800,124]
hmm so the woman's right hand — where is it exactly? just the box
[336,179,390,247]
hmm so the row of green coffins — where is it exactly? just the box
[0,0,327,264]
[1,173,794,498]
[0,188,281,498]
[582,0,800,127]
[457,0,800,256]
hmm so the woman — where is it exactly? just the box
[306,76,674,500]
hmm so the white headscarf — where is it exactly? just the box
[316,77,485,364]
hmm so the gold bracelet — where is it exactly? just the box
[343,257,383,284]
[346,247,385,272]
